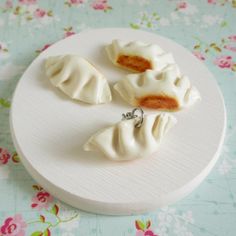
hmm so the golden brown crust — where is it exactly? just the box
[117,55,152,72]
[138,95,179,110]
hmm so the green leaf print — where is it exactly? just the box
[31,231,43,236]
[50,204,59,215]
[130,23,140,29]
[0,98,10,108]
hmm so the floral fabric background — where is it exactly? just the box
[0,0,236,235]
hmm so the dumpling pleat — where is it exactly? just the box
[106,40,175,72]
[114,64,201,110]
[84,114,177,161]
[45,55,112,104]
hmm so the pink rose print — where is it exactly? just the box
[65,0,84,7]
[69,0,84,4]
[207,0,216,4]
[18,0,37,5]
[0,214,27,236]
[224,45,236,52]
[41,44,51,51]
[42,44,51,51]
[36,44,52,53]
[31,191,53,210]
[64,27,76,38]
[136,230,158,236]
[135,220,158,236]
[91,0,112,11]
[0,148,11,165]
[176,1,187,9]
[193,51,205,60]
[5,0,13,8]
[228,35,236,42]
[34,8,46,18]
[65,31,75,37]
[214,55,234,68]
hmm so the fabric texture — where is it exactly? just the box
[0,0,236,235]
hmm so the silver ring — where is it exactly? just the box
[122,107,144,128]
[132,107,144,128]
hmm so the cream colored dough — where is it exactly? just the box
[45,55,112,104]
[106,39,175,72]
[84,113,177,161]
[114,64,201,110]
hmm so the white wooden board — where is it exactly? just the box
[10,28,226,215]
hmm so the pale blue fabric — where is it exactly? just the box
[0,0,236,235]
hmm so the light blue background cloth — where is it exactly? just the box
[0,0,236,235]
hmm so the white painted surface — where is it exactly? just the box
[10,28,226,215]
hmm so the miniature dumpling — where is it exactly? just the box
[45,55,112,104]
[114,64,201,110]
[83,113,176,161]
[105,39,175,72]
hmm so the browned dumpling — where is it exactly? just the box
[114,64,201,111]
[106,40,175,72]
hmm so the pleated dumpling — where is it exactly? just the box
[114,64,201,111]
[45,55,112,104]
[83,113,176,161]
[105,39,175,72]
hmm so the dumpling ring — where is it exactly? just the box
[122,107,144,128]
[83,108,177,161]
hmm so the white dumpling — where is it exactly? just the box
[83,113,176,161]
[45,55,112,104]
[105,39,175,72]
[114,64,201,111]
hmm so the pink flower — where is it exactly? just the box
[176,1,187,9]
[0,148,11,165]
[224,45,236,52]
[31,191,53,210]
[144,230,157,236]
[69,0,84,4]
[207,0,216,4]
[136,230,158,236]
[36,44,52,53]
[136,230,145,236]
[64,31,75,37]
[91,0,111,10]
[18,0,37,5]
[5,0,13,8]
[193,51,205,60]
[0,214,27,236]
[214,55,234,68]
[135,220,158,236]
[41,44,51,51]
[34,8,46,18]
[228,35,236,42]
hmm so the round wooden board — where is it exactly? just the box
[10,28,226,215]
